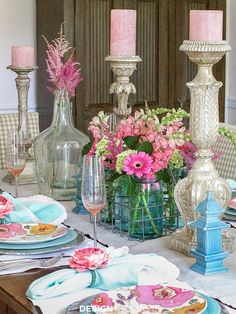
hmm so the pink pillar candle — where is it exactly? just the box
[189,10,223,41]
[110,10,136,56]
[11,46,35,67]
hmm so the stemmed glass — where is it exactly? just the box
[81,155,106,247]
[6,131,26,197]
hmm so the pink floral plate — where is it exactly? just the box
[0,223,67,244]
[66,285,224,314]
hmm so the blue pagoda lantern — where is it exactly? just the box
[189,191,229,275]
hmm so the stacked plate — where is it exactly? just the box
[0,223,84,255]
[224,198,236,221]
[65,285,228,314]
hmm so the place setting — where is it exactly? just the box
[0,188,89,274]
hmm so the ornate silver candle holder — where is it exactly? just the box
[105,55,141,124]
[169,40,234,256]
[4,65,38,185]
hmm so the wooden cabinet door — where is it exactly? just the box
[36,0,76,131]
[76,0,173,130]
[74,0,113,133]
[123,0,168,108]
[36,0,226,132]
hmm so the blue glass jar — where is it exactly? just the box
[113,179,163,240]
[163,167,186,230]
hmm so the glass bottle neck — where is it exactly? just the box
[51,89,74,127]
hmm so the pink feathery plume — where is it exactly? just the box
[51,23,71,57]
[43,24,83,96]
[58,54,83,96]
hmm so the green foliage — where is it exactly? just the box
[218,127,236,149]
[82,142,92,156]
[156,169,172,184]
[113,174,140,197]
[123,136,139,149]
[123,136,154,155]
[137,141,153,155]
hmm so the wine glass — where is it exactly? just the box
[81,155,106,247]
[6,131,26,197]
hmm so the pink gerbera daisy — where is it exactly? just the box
[123,152,152,178]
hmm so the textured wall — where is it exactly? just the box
[0,0,36,112]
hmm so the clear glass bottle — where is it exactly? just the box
[33,89,89,200]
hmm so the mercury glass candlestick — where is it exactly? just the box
[169,40,234,256]
[105,55,141,124]
[4,65,38,185]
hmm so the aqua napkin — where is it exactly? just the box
[26,253,179,300]
[2,193,67,225]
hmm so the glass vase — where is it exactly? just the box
[163,167,186,230]
[113,179,163,240]
[100,182,115,225]
[72,172,88,215]
[33,89,89,200]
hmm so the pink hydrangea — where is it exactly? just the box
[0,196,14,218]
[123,152,152,178]
[68,247,110,272]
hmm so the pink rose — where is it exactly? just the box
[68,247,110,272]
[0,196,14,218]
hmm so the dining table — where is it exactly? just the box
[0,169,236,314]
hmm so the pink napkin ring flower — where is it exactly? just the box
[68,247,110,272]
[0,196,14,218]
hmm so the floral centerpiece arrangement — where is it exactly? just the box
[83,107,189,239]
[83,101,236,239]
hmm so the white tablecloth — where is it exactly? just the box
[1,172,236,313]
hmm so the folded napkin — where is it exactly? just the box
[1,193,67,225]
[27,253,179,300]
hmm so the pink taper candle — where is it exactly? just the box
[189,10,223,41]
[11,46,35,67]
[110,10,136,56]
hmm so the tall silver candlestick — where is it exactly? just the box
[105,55,141,124]
[169,41,234,256]
[4,65,38,185]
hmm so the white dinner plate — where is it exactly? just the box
[0,223,67,244]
